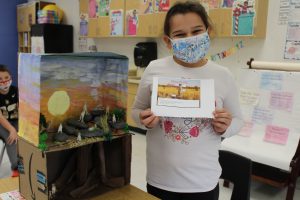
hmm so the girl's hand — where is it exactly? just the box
[212,108,232,135]
[139,109,160,129]
[7,128,18,145]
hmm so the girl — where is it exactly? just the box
[131,1,243,200]
[0,64,19,177]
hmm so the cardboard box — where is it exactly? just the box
[18,134,132,200]
[18,53,129,147]
[18,52,131,199]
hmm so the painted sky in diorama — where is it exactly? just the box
[18,53,129,149]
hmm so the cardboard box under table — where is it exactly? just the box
[17,53,131,200]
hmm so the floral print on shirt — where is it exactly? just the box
[161,117,214,145]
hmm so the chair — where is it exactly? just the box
[0,136,6,166]
[219,150,252,200]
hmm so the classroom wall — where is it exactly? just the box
[0,0,27,85]
[51,0,298,77]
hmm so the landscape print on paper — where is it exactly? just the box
[157,77,201,108]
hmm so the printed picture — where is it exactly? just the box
[157,78,201,108]
[151,77,215,118]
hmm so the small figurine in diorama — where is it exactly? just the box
[108,108,127,130]
[53,123,69,143]
[238,0,253,14]
[51,102,128,144]
[77,132,82,142]
[49,184,56,199]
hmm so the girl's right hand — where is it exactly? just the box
[139,109,160,129]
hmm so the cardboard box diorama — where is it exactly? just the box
[18,52,129,148]
[17,53,131,199]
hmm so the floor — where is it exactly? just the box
[1,133,300,200]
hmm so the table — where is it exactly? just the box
[0,177,159,200]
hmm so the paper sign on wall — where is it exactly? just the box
[264,125,289,145]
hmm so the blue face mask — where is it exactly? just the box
[170,31,210,64]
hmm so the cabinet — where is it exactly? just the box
[209,0,269,38]
[79,0,268,38]
[17,1,54,53]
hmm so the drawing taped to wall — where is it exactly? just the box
[232,0,256,36]
[110,9,124,36]
[126,9,138,35]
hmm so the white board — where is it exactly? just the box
[222,68,300,171]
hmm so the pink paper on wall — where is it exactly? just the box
[238,121,253,137]
[269,91,294,112]
[264,125,289,145]
[126,10,138,35]
[89,0,97,18]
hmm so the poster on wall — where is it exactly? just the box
[199,0,219,9]
[139,0,153,14]
[232,0,256,36]
[98,0,111,16]
[154,0,170,12]
[89,0,97,18]
[284,22,300,60]
[221,0,234,8]
[78,37,88,52]
[126,10,138,35]
[110,10,124,36]
[80,13,88,36]
[278,0,290,25]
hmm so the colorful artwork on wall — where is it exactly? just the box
[98,0,111,16]
[110,9,124,36]
[154,0,170,12]
[232,0,256,36]
[139,0,153,14]
[18,53,129,147]
[80,13,88,36]
[126,9,138,35]
[89,0,97,18]
[221,0,234,8]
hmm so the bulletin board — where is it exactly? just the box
[221,68,300,171]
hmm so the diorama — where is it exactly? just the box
[17,53,131,200]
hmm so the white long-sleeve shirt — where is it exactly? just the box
[131,56,244,192]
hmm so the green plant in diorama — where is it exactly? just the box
[38,113,48,151]
[99,109,112,141]
[112,108,126,121]
[123,123,129,134]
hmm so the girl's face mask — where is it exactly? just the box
[169,31,210,64]
[0,79,12,92]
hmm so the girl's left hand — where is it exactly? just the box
[212,108,232,135]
